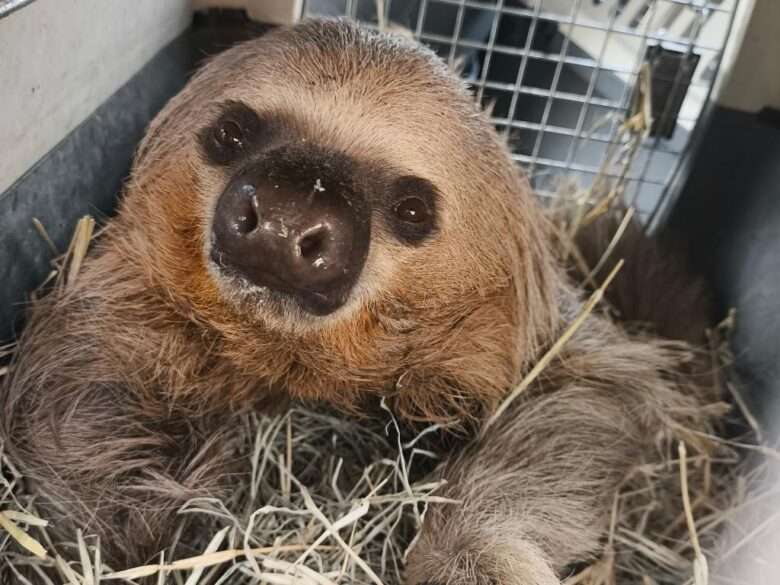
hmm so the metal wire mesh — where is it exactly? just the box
[303,0,740,225]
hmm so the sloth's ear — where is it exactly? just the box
[132,104,184,176]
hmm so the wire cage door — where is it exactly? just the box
[303,0,740,226]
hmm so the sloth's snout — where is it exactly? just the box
[210,154,371,315]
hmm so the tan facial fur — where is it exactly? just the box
[95,19,560,423]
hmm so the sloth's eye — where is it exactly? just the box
[394,197,430,224]
[199,100,267,166]
[216,120,244,149]
[387,176,438,245]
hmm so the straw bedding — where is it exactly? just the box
[1,23,778,585]
[0,201,775,585]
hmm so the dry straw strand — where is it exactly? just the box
[678,442,708,585]
[485,259,624,431]
[0,511,47,560]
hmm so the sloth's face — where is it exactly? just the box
[128,19,551,357]
[199,100,440,321]
[122,20,556,417]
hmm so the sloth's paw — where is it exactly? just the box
[404,531,560,585]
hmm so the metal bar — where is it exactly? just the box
[528,0,583,177]
[614,0,661,125]
[305,0,730,49]
[416,31,719,78]
[0,0,35,19]
[470,80,703,126]
[502,0,543,131]
[587,0,660,209]
[636,1,705,213]
[493,118,687,156]
[414,0,429,38]
[561,1,621,172]
[614,0,661,205]
[644,0,731,13]
[512,153,668,185]
[646,0,742,230]
[423,0,728,50]
[322,25,713,94]
[446,0,468,68]
[387,0,394,22]
[475,0,506,104]
[478,80,626,109]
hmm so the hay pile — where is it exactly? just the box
[1,401,448,584]
[1,207,776,585]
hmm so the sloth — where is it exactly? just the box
[2,19,716,584]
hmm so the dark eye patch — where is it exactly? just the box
[384,175,439,245]
[198,100,280,166]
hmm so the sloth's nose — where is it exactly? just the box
[210,162,370,315]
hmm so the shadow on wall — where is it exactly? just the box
[667,107,780,438]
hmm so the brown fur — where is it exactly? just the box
[405,292,714,585]
[1,20,718,581]
[573,211,713,345]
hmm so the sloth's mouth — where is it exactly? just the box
[210,255,348,316]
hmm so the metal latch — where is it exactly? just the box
[632,45,701,139]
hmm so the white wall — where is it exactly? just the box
[193,0,301,25]
[717,0,780,112]
[0,0,192,195]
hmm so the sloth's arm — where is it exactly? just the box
[405,331,706,585]
[0,291,241,569]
